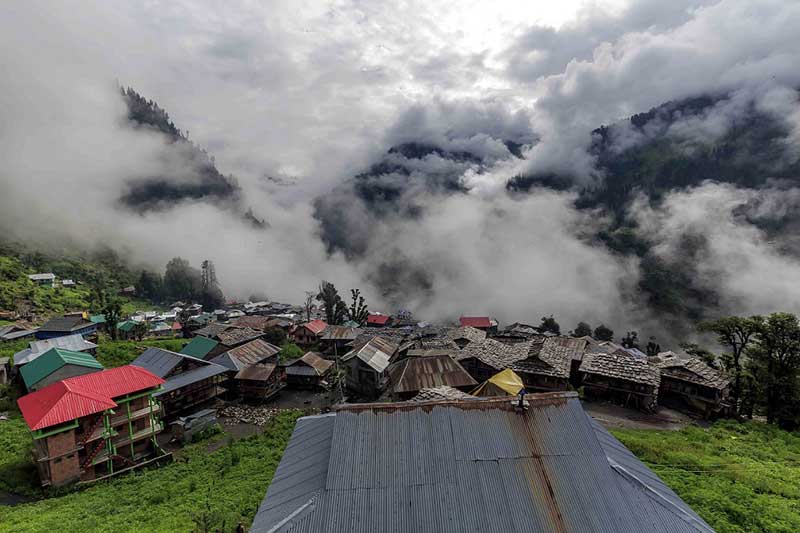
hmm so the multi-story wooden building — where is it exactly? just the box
[17,365,167,487]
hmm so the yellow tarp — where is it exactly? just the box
[470,368,524,397]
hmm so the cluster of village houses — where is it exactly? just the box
[1,293,732,491]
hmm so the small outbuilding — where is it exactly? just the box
[236,364,285,401]
[284,352,334,389]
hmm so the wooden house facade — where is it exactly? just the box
[580,350,661,411]
[652,353,732,418]
[284,352,334,389]
[342,336,399,399]
[16,366,167,487]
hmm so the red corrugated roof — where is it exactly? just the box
[17,366,164,431]
[459,316,492,328]
[303,319,328,335]
[367,314,390,325]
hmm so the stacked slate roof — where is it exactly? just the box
[193,322,234,339]
[652,353,729,390]
[445,326,486,344]
[410,385,476,402]
[217,326,264,347]
[454,337,532,370]
[514,336,588,379]
[581,349,661,388]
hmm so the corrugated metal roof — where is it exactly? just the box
[131,347,210,378]
[14,334,98,366]
[235,363,278,381]
[251,393,713,533]
[341,336,398,373]
[181,336,219,359]
[367,314,390,325]
[388,354,476,394]
[224,339,281,369]
[20,348,103,389]
[39,316,94,333]
[17,366,164,431]
[301,320,328,335]
[320,326,361,341]
[459,316,491,328]
[155,362,228,395]
[286,352,334,377]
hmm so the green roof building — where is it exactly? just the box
[20,347,104,391]
[180,336,219,360]
[117,320,137,333]
[89,314,106,324]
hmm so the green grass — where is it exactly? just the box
[95,338,188,368]
[611,420,800,533]
[278,342,304,363]
[0,413,39,497]
[0,339,32,364]
[0,410,303,532]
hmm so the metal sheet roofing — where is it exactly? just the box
[367,314,390,325]
[131,347,210,378]
[39,316,94,333]
[301,320,328,335]
[20,348,103,389]
[341,336,398,373]
[222,338,281,369]
[17,366,164,431]
[155,362,228,396]
[286,352,334,377]
[459,316,491,328]
[388,354,476,394]
[251,393,713,533]
[181,336,219,359]
[235,363,278,381]
[14,334,98,366]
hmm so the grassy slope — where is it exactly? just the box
[612,421,800,533]
[0,415,37,497]
[0,410,302,532]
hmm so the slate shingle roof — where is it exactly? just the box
[652,355,729,390]
[581,350,661,388]
[455,338,532,370]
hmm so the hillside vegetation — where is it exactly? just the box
[612,421,800,533]
[0,411,303,533]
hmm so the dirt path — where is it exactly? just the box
[582,400,706,430]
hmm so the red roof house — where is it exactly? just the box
[459,316,493,329]
[16,365,167,487]
[293,319,328,346]
[366,313,391,327]
[18,365,165,431]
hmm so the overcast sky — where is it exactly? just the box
[2,0,800,333]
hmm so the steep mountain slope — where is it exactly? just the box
[118,88,266,227]
[314,89,800,334]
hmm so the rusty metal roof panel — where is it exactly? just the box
[388,354,476,394]
[252,393,713,533]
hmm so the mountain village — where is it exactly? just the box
[0,274,732,531]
